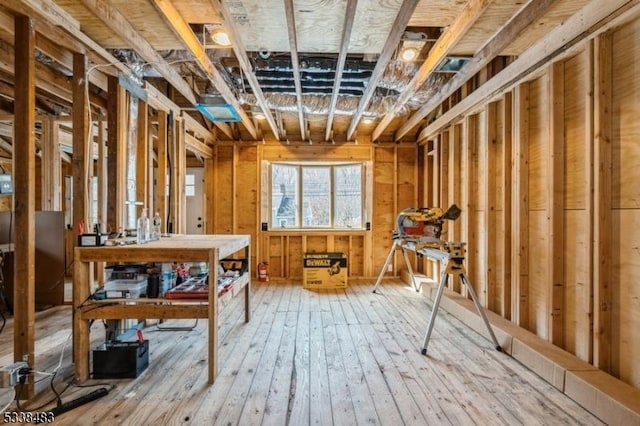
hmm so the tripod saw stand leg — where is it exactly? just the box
[373,240,398,293]
[401,246,420,292]
[420,271,449,354]
[460,273,502,351]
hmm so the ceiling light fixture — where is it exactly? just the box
[400,46,419,62]
[254,111,266,120]
[210,29,231,46]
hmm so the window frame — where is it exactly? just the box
[266,160,368,231]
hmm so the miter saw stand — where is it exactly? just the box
[373,239,502,355]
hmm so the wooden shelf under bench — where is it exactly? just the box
[73,234,251,384]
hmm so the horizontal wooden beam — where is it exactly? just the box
[372,0,494,141]
[395,0,558,141]
[418,0,640,142]
[79,0,197,106]
[185,133,214,159]
[79,302,209,320]
[182,112,215,145]
[150,0,255,140]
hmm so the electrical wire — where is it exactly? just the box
[0,387,15,414]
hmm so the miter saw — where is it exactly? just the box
[394,204,461,248]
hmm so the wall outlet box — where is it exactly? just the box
[0,361,28,388]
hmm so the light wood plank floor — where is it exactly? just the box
[0,280,603,425]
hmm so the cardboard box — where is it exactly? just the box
[303,252,347,289]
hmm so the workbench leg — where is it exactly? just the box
[245,245,251,323]
[245,280,251,323]
[208,250,219,384]
[73,253,91,382]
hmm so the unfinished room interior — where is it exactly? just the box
[0,0,639,424]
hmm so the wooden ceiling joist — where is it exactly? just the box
[324,0,358,142]
[148,0,239,141]
[284,0,306,141]
[3,0,131,77]
[211,0,281,141]
[372,0,495,141]
[78,0,197,106]
[417,0,640,142]
[346,0,420,141]
[395,0,559,141]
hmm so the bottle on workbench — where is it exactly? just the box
[137,208,150,244]
[152,211,162,240]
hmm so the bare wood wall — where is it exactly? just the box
[206,142,418,280]
[424,19,640,390]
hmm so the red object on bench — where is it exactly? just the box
[164,279,234,300]
[164,282,209,299]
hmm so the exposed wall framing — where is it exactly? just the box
[423,20,640,389]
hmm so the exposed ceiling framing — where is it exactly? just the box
[0,0,600,148]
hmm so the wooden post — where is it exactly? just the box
[13,14,36,398]
[204,158,214,234]
[41,118,61,211]
[177,118,187,233]
[501,92,513,320]
[485,102,497,311]
[107,77,127,233]
[593,33,612,372]
[584,41,595,364]
[156,110,168,232]
[549,61,566,347]
[73,52,90,232]
[448,124,462,242]
[97,120,108,230]
[136,99,149,216]
[512,83,530,327]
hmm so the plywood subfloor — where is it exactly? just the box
[0,280,603,425]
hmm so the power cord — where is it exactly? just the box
[0,387,16,414]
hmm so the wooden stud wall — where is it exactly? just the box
[424,18,640,390]
[206,143,414,280]
[609,17,640,388]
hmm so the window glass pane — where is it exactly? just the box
[185,174,195,185]
[272,164,299,227]
[334,164,362,228]
[185,185,195,197]
[302,167,330,227]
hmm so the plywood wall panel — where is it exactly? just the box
[306,235,328,253]
[612,22,640,210]
[564,210,591,361]
[288,236,303,278]
[373,147,395,276]
[611,18,640,388]
[236,146,258,270]
[350,236,365,277]
[214,145,234,234]
[528,209,550,339]
[269,236,283,277]
[563,49,592,362]
[397,146,416,210]
[528,75,550,211]
[564,53,588,210]
[466,113,485,294]
[613,210,640,388]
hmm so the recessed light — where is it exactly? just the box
[211,29,231,46]
[400,47,419,62]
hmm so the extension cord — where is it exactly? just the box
[37,387,109,422]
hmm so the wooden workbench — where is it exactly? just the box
[73,234,251,384]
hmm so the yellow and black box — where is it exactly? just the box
[303,252,348,289]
